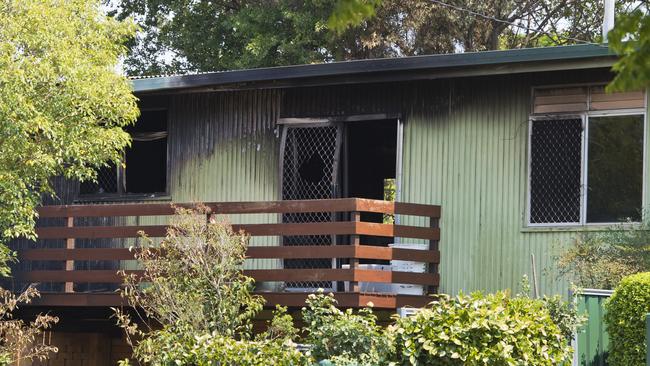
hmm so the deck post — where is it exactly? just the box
[65,216,75,293]
[349,211,360,293]
[428,215,439,295]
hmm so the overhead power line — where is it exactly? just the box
[426,0,601,46]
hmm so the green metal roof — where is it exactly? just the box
[132,44,615,93]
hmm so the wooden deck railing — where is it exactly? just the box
[13,198,440,309]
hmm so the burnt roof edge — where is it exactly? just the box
[132,44,615,94]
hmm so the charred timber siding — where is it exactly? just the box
[166,90,282,270]
[38,90,283,272]
[42,67,642,296]
[280,68,629,297]
[168,89,281,203]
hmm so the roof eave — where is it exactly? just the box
[132,45,616,94]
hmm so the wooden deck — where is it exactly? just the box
[13,198,440,309]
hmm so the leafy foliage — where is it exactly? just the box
[556,225,650,289]
[115,207,581,365]
[604,272,650,366]
[302,291,392,366]
[0,0,139,270]
[607,5,650,92]
[542,293,586,342]
[0,287,59,365]
[328,0,382,33]
[114,206,296,365]
[111,0,624,76]
[331,0,622,50]
[258,305,300,343]
[115,206,264,344]
[390,291,574,365]
[117,330,308,366]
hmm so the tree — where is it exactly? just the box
[607,4,650,92]
[114,0,634,76]
[0,0,139,271]
[114,206,305,365]
[333,0,643,51]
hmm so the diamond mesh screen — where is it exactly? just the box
[79,163,118,195]
[529,118,582,224]
[281,125,340,290]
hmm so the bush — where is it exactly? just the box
[556,225,650,289]
[0,287,58,365]
[302,292,392,366]
[114,206,266,364]
[604,272,650,366]
[119,329,308,366]
[542,294,585,341]
[390,291,573,366]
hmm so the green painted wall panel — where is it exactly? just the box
[166,90,282,270]
[399,72,649,297]
[400,74,562,295]
[147,68,646,294]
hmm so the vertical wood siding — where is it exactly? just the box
[21,90,283,280]
[43,67,646,295]
[281,68,635,297]
[167,90,282,270]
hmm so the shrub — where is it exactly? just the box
[604,272,650,366]
[556,225,650,289]
[542,294,586,341]
[119,329,308,366]
[114,205,266,364]
[302,292,393,366]
[390,291,573,366]
[0,287,58,365]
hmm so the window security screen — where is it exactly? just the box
[79,163,118,195]
[529,118,582,224]
[529,114,644,225]
[281,125,341,290]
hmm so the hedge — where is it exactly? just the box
[604,272,650,366]
[391,291,573,366]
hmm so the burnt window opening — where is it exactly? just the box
[79,110,168,196]
[345,119,397,242]
[298,152,327,184]
[79,162,118,195]
[528,114,644,225]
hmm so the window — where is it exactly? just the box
[80,110,168,197]
[528,86,645,226]
[587,115,643,222]
[529,118,583,223]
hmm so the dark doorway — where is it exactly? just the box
[278,119,398,290]
[344,119,398,237]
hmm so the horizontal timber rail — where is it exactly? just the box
[37,198,440,218]
[14,198,441,309]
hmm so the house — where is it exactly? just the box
[12,43,646,363]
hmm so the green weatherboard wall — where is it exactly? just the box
[134,68,649,295]
[399,73,574,296]
[399,73,650,297]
